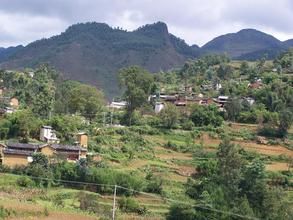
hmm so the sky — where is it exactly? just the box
[0,0,293,47]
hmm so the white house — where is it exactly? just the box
[40,126,59,144]
[108,101,127,109]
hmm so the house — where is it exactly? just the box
[108,101,127,109]
[213,96,229,107]
[40,126,59,144]
[0,142,87,167]
[76,132,88,148]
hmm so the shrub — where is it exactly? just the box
[0,206,14,218]
[182,120,195,130]
[164,141,178,151]
[16,176,35,187]
[145,175,163,194]
[129,125,160,135]
[118,196,147,215]
[190,105,223,127]
[167,203,196,220]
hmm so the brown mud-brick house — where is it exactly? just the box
[76,132,88,148]
[0,142,87,167]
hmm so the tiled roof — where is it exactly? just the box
[7,142,40,150]
[50,144,87,152]
[3,148,33,156]
[5,142,87,153]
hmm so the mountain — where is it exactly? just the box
[0,22,199,98]
[283,39,293,48]
[0,45,23,62]
[0,22,292,97]
[201,29,285,59]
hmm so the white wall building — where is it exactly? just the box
[40,126,59,144]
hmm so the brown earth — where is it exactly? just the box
[266,162,290,171]
[197,133,293,157]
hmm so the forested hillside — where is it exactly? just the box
[0,22,292,98]
[0,22,198,98]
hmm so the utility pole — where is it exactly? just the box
[112,185,117,220]
[103,112,106,127]
[110,111,113,126]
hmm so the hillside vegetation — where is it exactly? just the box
[0,22,292,98]
[0,47,292,219]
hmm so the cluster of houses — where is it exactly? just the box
[109,93,255,114]
[108,79,260,114]
[0,126,88,167]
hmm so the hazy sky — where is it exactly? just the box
[0,0,292,47]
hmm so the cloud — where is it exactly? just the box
[0,0,292,47]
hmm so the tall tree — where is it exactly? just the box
[68,84,104,122]
[119,66,154,125]
[159,103,180,128]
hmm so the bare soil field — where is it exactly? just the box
[266,162,290,171]
[197,134,293,156]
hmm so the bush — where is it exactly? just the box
[167,203,196,220]
[0,206,14,219]
[182,120,195,130]
[164,141,178,151]
[118,196,147,215]
[145,174,163,194]
[16,176,35,187]
[190,105,223,127]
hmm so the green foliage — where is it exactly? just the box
[67,84,104,121]
[278,108,293,137]
[118,196,147,215]
[190,105,223,127]
[119,66,154,125]
[167,204,196,220]
[16,176,35,187]
[5,109,42,140]
[49,114,86,142]
[159,103,180,128]
[0,206,14,219]
[29,65,57,118]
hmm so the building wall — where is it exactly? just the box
[40,146,55,156]
[78,135,88,148]
[3,154,29,167]
[80,151,87,158]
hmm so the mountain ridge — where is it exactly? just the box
[0,22,292,97]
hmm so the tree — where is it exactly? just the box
[239,61,250,75]
[278,108,293,137]
[159,104,180,128]
[31,65,57,118]
[49,114,86,142]
[119,66,154,125]
[216,138,243,199]
[190,105,223,127]
[68,84,104,121]
[225,98,242,121]
[6,109,42,141]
